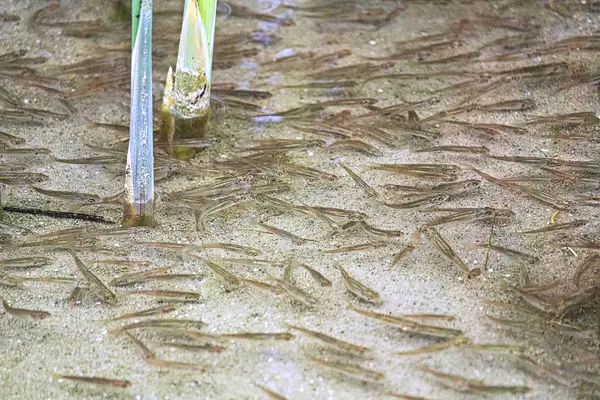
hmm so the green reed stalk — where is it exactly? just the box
[123,0,154,227]
[160,0,217,158]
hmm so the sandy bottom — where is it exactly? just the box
[1,0,600,399]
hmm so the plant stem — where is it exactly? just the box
[160,0,217,152]
[131,0,142,49]
[123,0,154,227]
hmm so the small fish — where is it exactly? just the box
[328,140,383,156]
[414,145,490,154]
[163,343,225,353]
[284,323,369,353]
[418,365,530,394]
[308,356,385,383]
[391,244,417,267]
[336,263,382,305]
[465,243,539,264]
[426,207,505,227]
[472,168,572,210]
[240,278,286,294]
[298,263,332,287]
[524,111,599,126]
[254,384,288,400]
[109,267,173,286]
[145,357,206,372]
[397,336,470,356]
[422,227,480,278]
[352,307,463,339]
[111,319,206,333]
[0,257,50,269]
[52,374,131,389]
[31,186,101,204]
[190,255,240,285]
[323,241,389,254]
[125,290,201,302]
[339,162,378,198]
[573,255,600,288]
[514,219,587,235]
[185,330,294,341]
[253,221,315,245]
[103,306,177,322]
[268,276,318,306]
[379,194,450,209]
[68,250,117,304]
[198,242,262,256]
[2,298,50,319]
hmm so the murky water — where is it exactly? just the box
[1,1,600,399]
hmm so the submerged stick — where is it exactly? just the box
[123,0,154,227]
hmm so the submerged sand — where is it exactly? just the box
[1,0,600,399]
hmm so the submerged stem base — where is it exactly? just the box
[122,202,155,227]
[173,109,210,139]
[159,108,210,161]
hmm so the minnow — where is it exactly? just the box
[253,221,315,245]
[443,120,528,135]
[52,374,131,389]
[514,220,587,235]
[308,356,385,383]
[385,180,480,195]
[397,336,470,356]
[111,319,206,333]
[125,290,201,302]
[240,278,286,294]
[352,307,463,339]
[255,384,288,400]
[103,306,176,322]
[220,258,285,268]
[162,343,225,353]
[336,263,382,305]
[391,244,417,267]
[0,257,50,268]
[185,330,294,341]
[2,298,50,319]
[284,323,369,353]
[425,207,507,227]
[523,111,599,126]
[488,155,600,169]
[340,220,404,237]
[109,267,172,286]
[379,194,450,209]
[418,365,530,394]
[423,227,478,277]
[298,206,368,220]
[573,255,600,288]
[268,276,318,306]
[472,168,572,210]
[328,140,383,156]
[68,249,117,304]
[339,162,378,198]
[198,242,262,256]
[465,243,539,264]
[190,256,240,285]
[414,146,490,154]
[8,275,75,284]
[31,186,102,204]
[323,241,389,254]
[298,263,332,287]
[237,139,325,152]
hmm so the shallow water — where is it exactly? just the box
[1,0,600,399]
